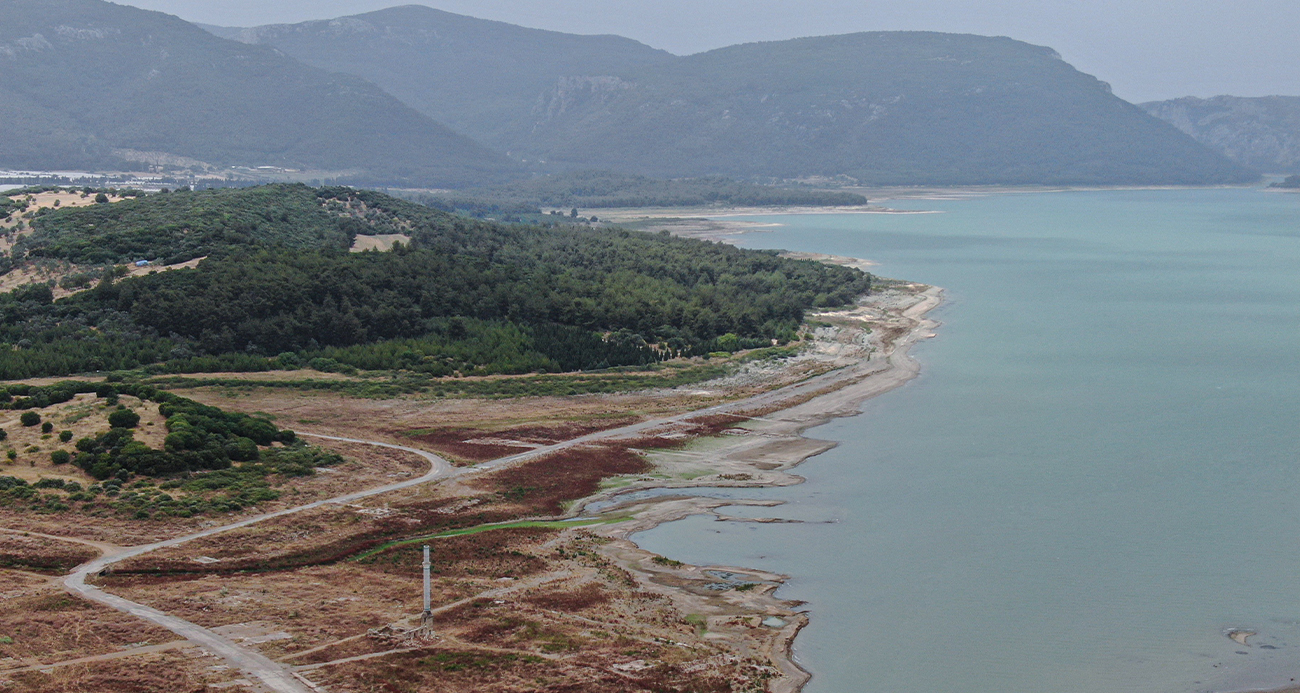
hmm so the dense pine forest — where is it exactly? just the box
[411,170,868,217]
[0,185,870,380]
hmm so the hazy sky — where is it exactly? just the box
[119,0,1300,103]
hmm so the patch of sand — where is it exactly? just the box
[349,234,411,253]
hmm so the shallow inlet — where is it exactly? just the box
[632,188,1300,693]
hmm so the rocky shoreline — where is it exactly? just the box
[570,282,944,691]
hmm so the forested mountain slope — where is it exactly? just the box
[515,33,1254,185]
[416,170,868,215]
[0,185,869,380]
[1142,96,1300,174]
[0,0,520,187]
[218,14,1254,186]
[205,5,675,151]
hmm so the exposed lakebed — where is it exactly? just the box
[632,188,1300,693]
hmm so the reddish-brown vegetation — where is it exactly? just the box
[404,428,533,464]
[360,527,556,579]
[493,417,641,444]
[474,444,651,515]
[0,534,99,574]
[5,651,211,692]
[402,417,641,465]
[309,645,739,693]
[0,592,177,666]
[523,583,611,611]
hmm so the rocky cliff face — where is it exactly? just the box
[1142,96,1300,174]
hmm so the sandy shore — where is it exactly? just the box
[596,204,937,243]
[572,279,943,692]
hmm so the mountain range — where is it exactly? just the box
[213,6,1253,186]
[0,0,1260,187]
[201,7,675,154]
[1142,96,1300,175]
[0,0,519,187]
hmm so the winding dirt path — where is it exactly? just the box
[38,285,944,692]
[61,439,453,693]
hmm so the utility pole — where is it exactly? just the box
[421,544,432,627]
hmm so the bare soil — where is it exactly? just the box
[349,233,411,252]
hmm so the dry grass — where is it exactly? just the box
[0,415,432,548]
[95,529,561,659]
[0,533,98,574]
[4,651,221,693]
[179,387,697,453]
[404,428,533,465]
[359,527,556,580]
[350,233,411,252]
[473,445,651,516]
[95,564,453,658]
[0,394,165,481]
[0,591,176,667]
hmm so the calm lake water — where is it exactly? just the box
[631,188,1300,693]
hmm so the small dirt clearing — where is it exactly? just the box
[350,234,411,252]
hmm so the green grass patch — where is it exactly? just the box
[351,517,629,562]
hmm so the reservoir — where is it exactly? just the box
[631,188,1300,693]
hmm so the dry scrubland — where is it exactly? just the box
[0,280,938,693]
[0,191,206,299]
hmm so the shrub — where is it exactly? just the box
[108,408,141,429]
[41,422,53,433]
[50,450,71,465]
[0,430,6,441]
[59,430,72,442]
[20,412,40,427]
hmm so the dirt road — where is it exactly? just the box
[62,439,453,693]
[46,285,943,692]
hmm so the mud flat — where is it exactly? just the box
[571,281,944,692]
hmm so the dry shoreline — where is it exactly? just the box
[594,206,936,244]
[574,281,944,692]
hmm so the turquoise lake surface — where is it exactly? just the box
[630,188,1300,693]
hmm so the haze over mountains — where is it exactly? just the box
[202,7,675,152]
[0,0,519,186]
[0,1,1261,187]
[209,5,1252,186]
[1142,96,1300,174]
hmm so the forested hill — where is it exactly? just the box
[0,0,520,187]
[204,5,675,151]
[15,184,401,266]
[0,185,870,380]
[217,13,1255,186]
[1141,96,1300,175]
[415,171,868,216]
[515,33,1254,185]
